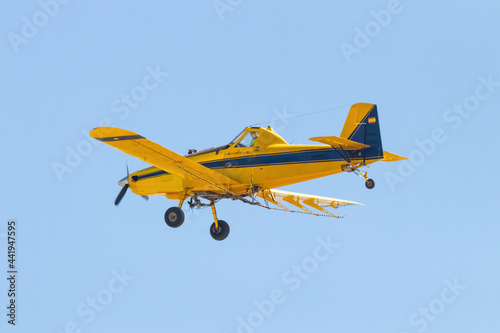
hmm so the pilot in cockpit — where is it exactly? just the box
[249,132,259,147]
[235,131,260,147]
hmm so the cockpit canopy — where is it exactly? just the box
[187,126,288,156]
[229,126,288,149]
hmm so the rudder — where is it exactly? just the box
[340,103,383,160]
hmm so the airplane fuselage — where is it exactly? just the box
[128,143,380,199]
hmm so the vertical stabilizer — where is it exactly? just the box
[340,103,383,160]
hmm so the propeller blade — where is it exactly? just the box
[115,183,129,206]
[141,195,149,201]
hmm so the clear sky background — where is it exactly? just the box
[1,1,499,332]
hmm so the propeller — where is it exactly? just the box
[114,161,148,206]
[115,183,129,206]
[115,161,130,206]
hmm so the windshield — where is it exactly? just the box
[238,133,253,147]
[229,130,245,144]
[229,128,261,147]
[237,132,260,147]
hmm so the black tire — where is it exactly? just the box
[164,207,185,228]
[365,178,375,189]
[210,220,230,241]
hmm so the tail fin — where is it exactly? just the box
[340,103,383,160]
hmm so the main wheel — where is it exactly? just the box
[365,178,375,189]
[164,207,185,228]
[210,220,230,241]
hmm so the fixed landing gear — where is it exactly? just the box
[365,178,375,189]
[353,167,375,190]
[343,163,376,190]
[210,220,230,241]
[209,200,230,241]
[164,207,185,228]
[164,198,230,241]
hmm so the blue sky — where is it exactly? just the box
[1,0,499,332]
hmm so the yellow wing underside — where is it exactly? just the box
[89,127,242,194]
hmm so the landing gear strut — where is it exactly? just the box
[353,167,375,190]
[164,198,230,241]
[336,147,376,190]
[209,201,230,241]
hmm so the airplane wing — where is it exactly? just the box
[258,189,362,218]
[89,127,241,194]
[309,136,370,150]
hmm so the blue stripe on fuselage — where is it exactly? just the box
[202,148,345,169]
[133,149,380,180]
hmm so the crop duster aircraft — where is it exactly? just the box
[90,103,406,241]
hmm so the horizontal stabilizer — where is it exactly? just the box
[381,151,408,162]
[258,189,362,218]
[309,136,370,150]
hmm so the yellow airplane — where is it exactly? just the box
[90,103,406,241]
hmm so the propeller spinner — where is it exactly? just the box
[114,172,148,206]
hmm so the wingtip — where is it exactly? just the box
[88,127,101,139]
[89,127,140,140]
[89,126,113,139]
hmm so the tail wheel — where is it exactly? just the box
[164,207,185,228]
[210,220,230,241]
[365,178,375,189]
